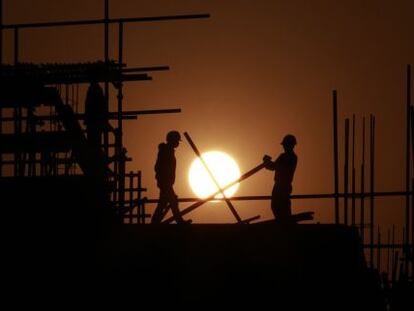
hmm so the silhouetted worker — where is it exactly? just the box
[151,131,191,224]
[263,134,298,223]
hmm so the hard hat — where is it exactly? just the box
[281,134,297,146]
[166,130,181,142]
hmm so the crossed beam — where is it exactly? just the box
[162,132,266,224]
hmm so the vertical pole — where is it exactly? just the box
[360,117,366,243]
[405,65,411,273]
[392,251,398,287]
[138,170,144,224]
[129,171,133,224]
[118,22,123,133]
[14,28,19,64]
[117,22,125,208]
[387,228,391,277]
[344,118,349,225]
[391,225,395,278]
[0,0,2,63]
[119,148,126,214]
[351,114,356,226]
[104,0,109,62]
[370,115,375,268]
[0,0,3,177]
[103,0,109,160]
[411,105,414,280]
[13,27,21,176]
[333,90,339,224]
[402,227,406,276]
[377,225,381,272]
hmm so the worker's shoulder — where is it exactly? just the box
[158,143,173,154]
[281,151,297,162]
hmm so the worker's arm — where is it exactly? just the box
[263,154,276,170]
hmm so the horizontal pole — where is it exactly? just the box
[2,14,210,30]
[145,191,413,204]
[0,115,137,121]
[0,108,180,122]
[114,187,147,192]
[112,108,181,116]
[122,66,170,72]
[362,244,409,249]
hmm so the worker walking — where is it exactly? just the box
[151,130,191,224]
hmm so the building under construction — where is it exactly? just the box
[0,1,412,309]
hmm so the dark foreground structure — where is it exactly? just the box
[0,172,400,310]
[3,184,386,309]
[3,174,412,310]
[97,224,385,309]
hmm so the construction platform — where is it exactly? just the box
[93,224,385,309]
[8,223,386,308]
[2,176,385,309]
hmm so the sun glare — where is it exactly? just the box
[188,151,241,199]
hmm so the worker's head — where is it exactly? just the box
[166,130,181,147]
[281,134,297,151]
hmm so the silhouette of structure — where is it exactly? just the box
[0,1,209,231]
[0,1,412,309]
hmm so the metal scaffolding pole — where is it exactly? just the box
[333,90,339,224]
[344,118,349,225]
[405,64,412,274]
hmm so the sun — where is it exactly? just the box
[188,151,241,199]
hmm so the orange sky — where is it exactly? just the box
[2,0,413,227]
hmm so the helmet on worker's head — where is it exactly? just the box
[281,134,297,147]
[166,130,181,143]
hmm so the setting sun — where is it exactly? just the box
[188,151,241,199]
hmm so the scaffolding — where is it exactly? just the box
[0,0,209,225]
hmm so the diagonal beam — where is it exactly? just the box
[2,14,210,29]
[163,160,267,224]
[183,132,243,223]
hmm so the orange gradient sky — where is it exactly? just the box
[2,0,414,226]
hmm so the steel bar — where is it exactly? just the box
[114,109,181,116]
[103,0,110,161]
[344,118,349,225]
[351,114,356,225]
[0,0,3,176]
[411,105,414,280]
[377,225,381,271]
[122,66,170,72]
[369,115,376,267]
[333,90,339,224]
[2,14,211,29]
[116,21,125,210]
[405,65,411,272]
[361,117,366,243]
[0,108,180,121]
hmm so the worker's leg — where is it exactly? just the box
[271,187,292,223]
[151,188,168,224]
[166,188,188,224]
